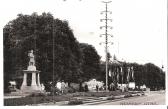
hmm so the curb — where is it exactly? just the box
[101,92,144,100]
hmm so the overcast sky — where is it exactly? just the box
[0,0,167,70]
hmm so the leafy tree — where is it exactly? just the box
[79,43,100,82]
[107,52,111,62]
[3,12,83,89]
[124,62,165,90]
[101,59,165,90]
[144,63,165,90]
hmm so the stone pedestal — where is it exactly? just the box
[21,70,41,93]
[37,73,41,90]
[20,50,43,93]
[22,73,27,86]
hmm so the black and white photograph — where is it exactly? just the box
[1,0,167,107]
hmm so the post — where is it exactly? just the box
[52,17,56,103]
[100,1,112,91]
[121,67,123,86]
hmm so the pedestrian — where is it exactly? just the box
[96,84,99,92]
[85,84,88,92]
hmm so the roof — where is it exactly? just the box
[111,59,121,65]
[109,57,122,66]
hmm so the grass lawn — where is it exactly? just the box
[4,91,139,106]
[4,94,74,106]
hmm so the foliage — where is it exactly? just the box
[124,93,133,98]
[49,87,61,95]
[107,96,115,100]
[28,93,47,97]
[100,59,165,90]
[3,12,83,88]
[4,91,133,106]
[127,63,165,90]
[68,99,83,105]
[63,87,76,93]
[4,94,75,106]
[144,63,165,90]
[107,52,111,62]
[79,43,100,82]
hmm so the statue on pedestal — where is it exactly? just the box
[27,50,36,71]
[21,50,41,92]
[28,50,35,66]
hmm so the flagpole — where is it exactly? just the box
[121,67,123,86]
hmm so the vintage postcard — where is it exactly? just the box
[1,0,167,108]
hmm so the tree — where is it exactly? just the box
[107,52,111,62]
[79,43,100,82]
[124,62,165,90]
[101,59,165,90]
[144,63,165,90]
[3,12,83,89]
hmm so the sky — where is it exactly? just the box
[0,0,167,71]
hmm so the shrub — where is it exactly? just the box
[28,92,47,97]
[137,94,140,96]
[124,94,133,98]
[64,87,76,93]
[84,85,89,92]
[4,88,11,93]
[69,83,80,91]
[68,99,83,105]
[91,93,96,97]
[49,87,61,95]
[107,96,115,100]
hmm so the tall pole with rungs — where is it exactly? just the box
[100,1,113,91]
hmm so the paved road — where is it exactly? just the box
[95,91,165,105]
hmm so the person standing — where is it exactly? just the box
[96,84,99,92]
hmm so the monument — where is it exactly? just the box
[20,50,42,92]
